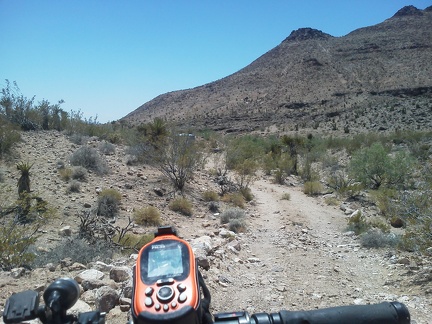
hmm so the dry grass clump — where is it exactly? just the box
[169,197,193,216]
[133,206,162,226]
[202,190,219,202]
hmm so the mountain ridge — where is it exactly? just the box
[123,6,432,135]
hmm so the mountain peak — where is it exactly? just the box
[392,5,423,17]
[283,28,332,42]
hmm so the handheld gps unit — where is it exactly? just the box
[131,226,202,324]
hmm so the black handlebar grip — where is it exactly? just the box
[277,302,410,324]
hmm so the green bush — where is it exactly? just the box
[169,197,193,216]
[0,220,37,270]
[70,145,109,175]
[97,188,122,217]
[133,206,162,226]
[349,143,415,190]
[0,122,21,158]
[303,181,323,196]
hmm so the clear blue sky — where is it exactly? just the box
[1,1,430,123]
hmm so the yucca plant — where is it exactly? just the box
[16,161,33,196]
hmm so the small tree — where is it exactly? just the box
[349,143,415,189]
[152,133,202,192]
[349,143,390,189]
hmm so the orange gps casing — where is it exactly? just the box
[131,226,202,324]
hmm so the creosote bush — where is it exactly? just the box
[133,206,162,226]
[169,197,193,216]
[70,145,109,175]
[97,188,122,218]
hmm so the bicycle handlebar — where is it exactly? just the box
[214,301,410,324]
[2,281,411,324]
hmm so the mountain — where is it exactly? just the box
[122,6,432,135]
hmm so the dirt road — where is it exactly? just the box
[210,178,430,322]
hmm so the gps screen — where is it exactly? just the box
[147,243,184,278]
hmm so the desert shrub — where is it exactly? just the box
[228,218,247,233]
[69,133,88,145]
[0,220,38,269]
[202,190,219,202]
[71,166,87,181]
[240,187,254,202]
[208,201,220,213]
[67,180,81,193]
[349,143,415,190]
[169,197,193,216]
[324,196,339,206]
[70,145,109,175]
[346,211,370,235]
[58,168,72,181]
[31,237,114,267]
[360,229,400,249]
[303,181,323,196]
[149,132,203,192]
[281,193,291,200]
[113,232,153,252]
[99,141,116,155]
[0,122,21,159]
[220,208,245,224]
[97,188,122,218]
[233,159,258,190]
[222,192,245,208]
[220,208,247,233]
[133,206,162,226]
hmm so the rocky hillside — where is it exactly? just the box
[123,5,432,135]
[0,130,431,323]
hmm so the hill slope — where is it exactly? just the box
[123,5,432,134]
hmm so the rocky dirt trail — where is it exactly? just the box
[0,132,430,323]
[209,178,430,323]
